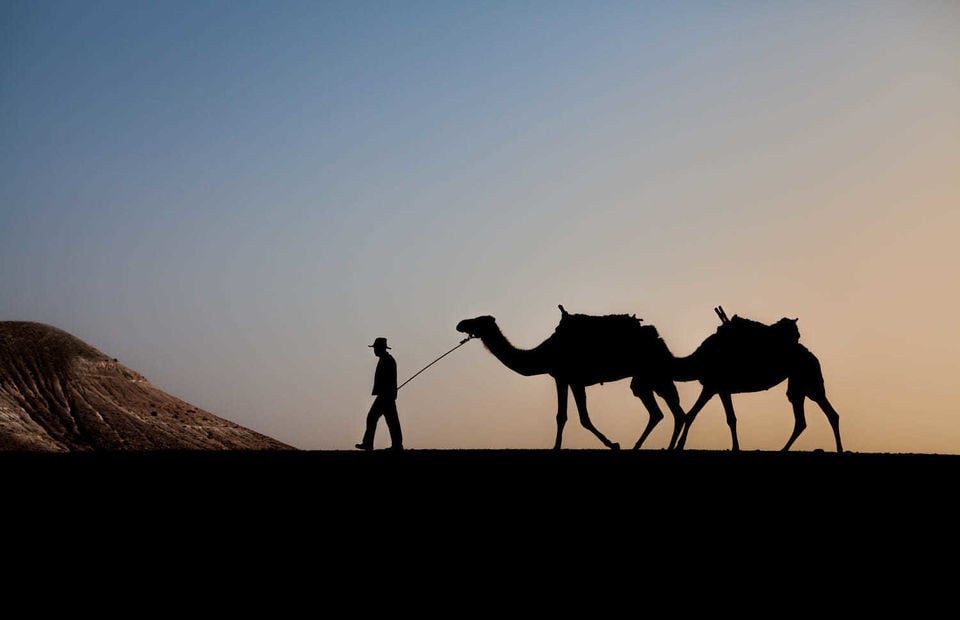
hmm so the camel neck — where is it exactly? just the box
[480,328,552,377]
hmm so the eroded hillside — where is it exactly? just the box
[0,321,293,451]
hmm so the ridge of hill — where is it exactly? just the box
[0,321,293,451]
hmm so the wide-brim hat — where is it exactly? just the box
[369,337,391,349]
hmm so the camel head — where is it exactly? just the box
[456,316,497,339]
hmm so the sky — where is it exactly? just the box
[2,1,958,453]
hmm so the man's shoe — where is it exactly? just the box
[355,443,372,451]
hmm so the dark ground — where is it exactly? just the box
[8,448,958,525]
[6,448,958,603]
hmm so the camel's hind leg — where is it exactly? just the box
[783,393,807,451]
[794,389,843,453]
[570,384,620,450]
[718,392,740,452]
[814,394,843,453]
[785,382,843,452]
[553,379,568,450]
[786,353,843,452]
[631,388,664,450]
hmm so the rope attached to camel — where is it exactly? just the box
[397,335,475,391]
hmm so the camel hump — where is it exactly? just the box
[554,307,650,341]
[723,314,767,331]
[717,313,801,344]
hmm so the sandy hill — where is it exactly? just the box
[0,321,293,451]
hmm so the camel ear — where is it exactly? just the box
[792,318,798,323]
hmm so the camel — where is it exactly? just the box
[456,305,686,450]
[672,306,843,452]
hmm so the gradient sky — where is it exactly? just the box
[2,1,958,453]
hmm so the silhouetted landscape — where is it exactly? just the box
[4,319,957,561]
[6,4,959,598]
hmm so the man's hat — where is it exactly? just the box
[369,337,391,349]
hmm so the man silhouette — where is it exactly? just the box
[356,337,403,451]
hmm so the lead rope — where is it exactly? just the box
[397,336,475,391]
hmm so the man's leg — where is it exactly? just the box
[383,399,403,450]
[357,400,383,449]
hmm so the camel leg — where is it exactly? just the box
[718,392,739,452]
[782,395,807,452]
[570,384,620,450]
[631,389,664,450]
[553,380,568,450]
[675,386,715,450]
[787,347,842,452]
[654,380,686,450]
[813,394,843,453]
[807,389,843,452]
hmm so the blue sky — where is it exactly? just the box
[3,1,959,452]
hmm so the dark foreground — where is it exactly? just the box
[6,449,958,602]
[7,448,958,521]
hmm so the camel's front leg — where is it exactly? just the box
[570,384,620,450]
[675,386,716,450]
[553,380,568,450]
[654,379,686,450]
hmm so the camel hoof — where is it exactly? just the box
[609,443,620,451]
